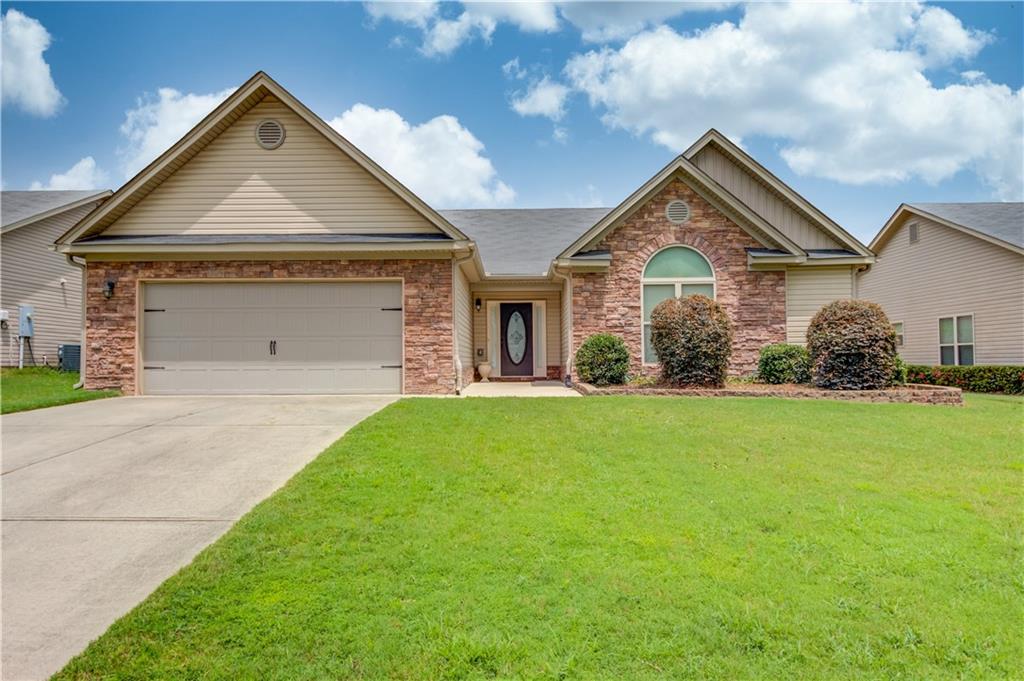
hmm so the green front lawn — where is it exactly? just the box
[0,367,118,414]
[58,395,1022,680]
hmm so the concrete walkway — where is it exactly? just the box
[1,395,396,681]
[461,380,580,397]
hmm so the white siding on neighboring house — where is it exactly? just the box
[858,217,1024,365]
[453,264,473,385]
[692,145,845,250]
[1,203,98,366]
[785,265,855,344]
[103,95,440,236]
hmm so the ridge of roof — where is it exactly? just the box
[2,190,111,233]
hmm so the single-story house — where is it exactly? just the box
[858,202,1024,366]
[55,72,874,395]
[1,190,112,367]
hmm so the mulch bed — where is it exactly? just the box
[574,381,963,405]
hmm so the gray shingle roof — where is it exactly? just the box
[909,202,1023,249]
[2,190,107,228]
[440,208,611,276]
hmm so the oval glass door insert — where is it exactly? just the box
[507,311,527,364]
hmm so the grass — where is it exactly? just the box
[57,394,1022,680]
[0,367,119,414]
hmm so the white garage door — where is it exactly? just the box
[141,282,403,394]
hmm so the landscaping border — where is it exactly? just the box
[574,382,963,405]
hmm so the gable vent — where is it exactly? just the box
[255,119,285,150]
[666,200,690,224]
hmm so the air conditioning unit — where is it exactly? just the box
[59,344,81,372]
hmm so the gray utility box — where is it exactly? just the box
[58,344,81,372]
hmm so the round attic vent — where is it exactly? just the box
[255,119,285,150]
[666,200,690,224]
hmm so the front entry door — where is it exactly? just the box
[499,303,533,377]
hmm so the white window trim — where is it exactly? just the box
[938,313,975,366]
[640,245,716,365]
[486,300,547,378]
[892,320,904,348]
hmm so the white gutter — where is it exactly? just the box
[451,248,476,394]
[551,265,574,384]
[64,254,87,389]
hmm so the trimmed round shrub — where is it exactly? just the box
[757,343,811,384]
[575,333,630,386]
[650,294,733,387]
[806,300,898,390]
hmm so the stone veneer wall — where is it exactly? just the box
[84,259,455,395]
[572,178,787,376]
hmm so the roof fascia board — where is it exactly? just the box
[59,239,466,256]
[685,130,874,257]
[873,204,1024,256]
[59,71,468,245]
[3,191,111,235]
[559,156,804,259]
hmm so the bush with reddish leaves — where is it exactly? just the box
[806,300,898,390]
[650,294,733,387]
[906,365,1024,394]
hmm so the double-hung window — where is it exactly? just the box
[641,246,715,362]
[939,315,973,365]
[892,322,904,347]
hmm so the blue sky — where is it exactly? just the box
[2,1,1021,243]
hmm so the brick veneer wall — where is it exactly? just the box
[84,259,455,395]
[572,178,787,376]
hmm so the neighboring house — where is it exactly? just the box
[1,191,111,367]
[55,72,873,395]
[858,203,1024,366]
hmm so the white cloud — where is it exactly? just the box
[552,126,568,144]
[366,1,559,56]
[364,1,438,29]
[511,76,570,121]
[558,1,734,42]
[29,156,108,190]
[564,1,1022,199]
[118,87,235,178]
[502,57,527,80]
[329,103,514,207]
[0,9,64,117]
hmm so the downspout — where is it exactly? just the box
[451,249,475,394]
[552,265,573,386]
[65,253,87,389]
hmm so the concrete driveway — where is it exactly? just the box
[1,395,396,681]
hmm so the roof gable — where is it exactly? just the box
[872,203,1024,256]
[559,152,806,260]
[683,130,872,256]
[57,72,467,246]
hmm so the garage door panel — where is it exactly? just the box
[142,282,404,395]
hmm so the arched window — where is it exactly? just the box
[642,246,716,362]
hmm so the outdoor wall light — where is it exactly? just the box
[103,280,116,299]
[474,298,482,312]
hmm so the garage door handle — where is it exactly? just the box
[380,307,402,311]
[380,364,402,368]
[144,366,165,370]
[143,308,165,312]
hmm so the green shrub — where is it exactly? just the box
[891,356,908,386]
[757,343,811,384]
[575,334,630,386]
[905,364,1024,394]
[806,300,897,390]
[650,294,733,387]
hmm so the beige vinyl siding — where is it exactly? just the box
[453,265,473,379]
[1,203,98,366]
[858,217,1024,365]
[103,96,440,236]
[472,289,561,369]
[693,145,844,250]
[785,265,855,344]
